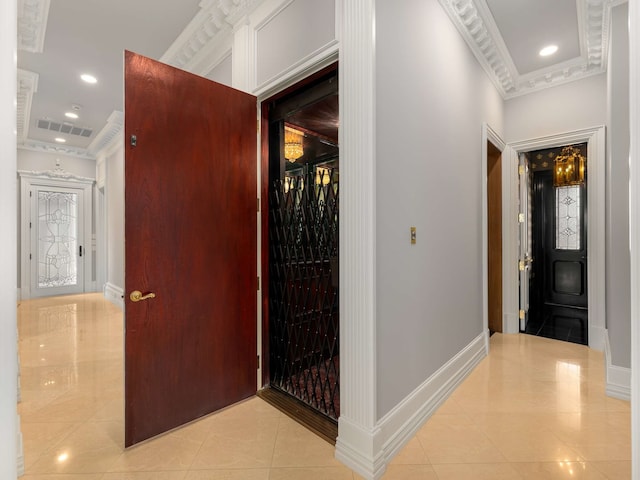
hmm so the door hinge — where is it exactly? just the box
[29,191,32,197]
[257,198,260,213]
[130,134,137,147]
[519,309,525,320]
[29,221,32,229]
[257,276,260,291]
[519,260,525,271]
[257,355,260,369]
[518,165,525,175]
[29,253,32,260]
[518,213,525,223]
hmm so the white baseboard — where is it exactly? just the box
[604,330,631,401]
[104,282,124,309]
[336,330,488,480]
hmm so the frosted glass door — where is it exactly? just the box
[31,186,84,297]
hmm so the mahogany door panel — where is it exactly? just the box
[124,51,257,446]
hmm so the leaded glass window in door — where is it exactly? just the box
[38,190,78,288]
[555,185,581,250]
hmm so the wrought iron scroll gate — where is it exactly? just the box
[269,166,340,420]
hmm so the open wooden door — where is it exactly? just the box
[124,51,257,446]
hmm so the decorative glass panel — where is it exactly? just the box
[556,186,581,250]
[38,191,78,288]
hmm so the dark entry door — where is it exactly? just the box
[528,151,588,344]
[124,51,257,446]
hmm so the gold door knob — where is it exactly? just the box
[130,290,156,302]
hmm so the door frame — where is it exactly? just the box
[502,126,606,350]
[18,170,94,300]
[481,123,506,341]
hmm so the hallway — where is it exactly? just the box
[18,294,630,479]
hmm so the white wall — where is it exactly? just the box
[105,142,125,296]
[504,73,607,142]
[606,3,631,369]
[255,0,336,87]
[374,0,504,418]
[17,148,96,178]
[206,54,232,86]
[1,0,18,475]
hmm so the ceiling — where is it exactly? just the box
[16,0,621,160]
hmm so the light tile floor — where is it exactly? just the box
[18,293,630,479]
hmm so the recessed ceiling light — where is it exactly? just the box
[54,137,66,143]
[80,74,97,84]
[65,112,78,119]
[539,45,558,57]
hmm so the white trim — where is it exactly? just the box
[334,0,378,478]
[253,41,339,99]
[504,126,606,350]
[605,330,631,401]
[17,415,24,476]
[375,331,488,472]
[628,0,639,478]
[481,124,506,335]
[104,282,124,309]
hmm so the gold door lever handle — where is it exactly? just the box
[130,290,156,302]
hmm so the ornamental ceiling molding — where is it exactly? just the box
[438,0,616,99]
[87,110,124,157]
[18,139,96,160]
[17,0,51,53]
[161,0,262,73]
[17,69,39,144]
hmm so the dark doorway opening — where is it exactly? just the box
[487,141,503,334]
[259,65,339,442]
[524,144,588,345]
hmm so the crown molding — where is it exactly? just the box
[17,69,39,144]
[160,0,262,73]
[18,139,96,160]
[88,110,123,157]
[438,0,617,99]
[18,166,95,184]
[17,0,51,53]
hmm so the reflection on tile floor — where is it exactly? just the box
[18,294,630,479]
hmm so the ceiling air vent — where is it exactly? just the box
[37,119,93,138]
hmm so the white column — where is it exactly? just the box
[0,0,19,476]
[629,1,640,478]
[334,0,382,479]
[232,20,254,93]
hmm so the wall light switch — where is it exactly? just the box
[410,227,416,244]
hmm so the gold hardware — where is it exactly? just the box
[519,260,525,271]
[519,309,525,320]
[130,290,156,302]
[518,165,525,175]
[410,227,417,245]
[518,213,525,223]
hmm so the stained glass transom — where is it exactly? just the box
[38,191,78,288]
[556,185,581,250]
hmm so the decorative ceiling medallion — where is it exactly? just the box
[437,0,615,99]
